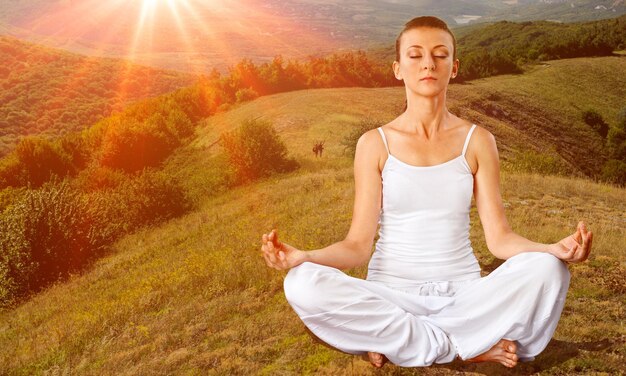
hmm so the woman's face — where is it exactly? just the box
[393,27,458,97]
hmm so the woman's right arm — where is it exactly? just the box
[261,129,384,270]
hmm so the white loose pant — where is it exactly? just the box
[283,251,570,367]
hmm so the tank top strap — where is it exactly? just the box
[377,127,390,156]
[462,124,477,157]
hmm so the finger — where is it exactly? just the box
[278,251,288,268]
[262,252,274,268]
[266,241,279,264]
[578,226,592,262]
[573,226,582,244]
[271,229,281,247]
[582,231,592,261]
[262,233,268,245]
[261,246,275,265]
[573,240,586,262]
[580,221,587,242]
[574,229,588,261]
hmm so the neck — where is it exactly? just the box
[403,90,449,140]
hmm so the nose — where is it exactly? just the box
[422,54,435,70]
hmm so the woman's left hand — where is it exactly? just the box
[548,220,593,263]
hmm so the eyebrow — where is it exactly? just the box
[407,45,449,49]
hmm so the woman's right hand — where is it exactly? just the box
[261,228,308,270]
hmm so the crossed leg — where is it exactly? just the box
[284,262,459,367]
[284,252,570,368]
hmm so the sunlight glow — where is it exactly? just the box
[17,0,336,102]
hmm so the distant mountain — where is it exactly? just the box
[0,36,196,158]
[1,0,623,73]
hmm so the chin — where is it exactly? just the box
[413,88,446,97]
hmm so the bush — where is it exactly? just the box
[607,126,626,161]
[100,118,172,173]
[235,88,259,103]
[73,165,129,192]
[219,118,299,185]
[115,168,192,229]
[601,159,626,186]
[0,209,34,308]
[582,109,609,138]
[0,170,192,308]
[9,136,73,188]
[0,179,96,301]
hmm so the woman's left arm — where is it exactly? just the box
[471,127,592,263]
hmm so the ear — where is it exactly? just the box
[451,58,459,79]
[392,60,402,81]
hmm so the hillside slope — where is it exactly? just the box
[0,36,196,158]
[0,56,624,375]
[170,55,625,196]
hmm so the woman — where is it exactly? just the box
[260,16,592,369]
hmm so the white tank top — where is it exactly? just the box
[366,124,482,286]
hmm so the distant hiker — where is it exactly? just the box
[312,141,325,157]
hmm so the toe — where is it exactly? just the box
[506,341,518,353]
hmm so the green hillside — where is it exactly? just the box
[0,56,624,374]
[0,36,196,158]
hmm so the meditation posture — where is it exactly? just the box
[260,15,592,369]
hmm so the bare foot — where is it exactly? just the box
[363,351,388,368]
[465,339,519,368]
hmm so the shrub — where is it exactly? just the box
[219,118,299,185]
[607,126,626,161]
[582,109,609,138]
[73,165,129,192]
[235,88,259,103]
[0,210,34,308]
[0,156,26,189]
[11,136,73,188]
[601,159,626,186]
[100,118,172,173]
[0,170,192,308]
[115,168,192,229]
[0,179,96,299]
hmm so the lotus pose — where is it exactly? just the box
[260,15,592,369]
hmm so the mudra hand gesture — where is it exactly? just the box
[548,221,593,263]
[261,229,307,270]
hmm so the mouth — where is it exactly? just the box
[420,77,436,81]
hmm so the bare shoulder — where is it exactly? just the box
[356,127,388,173]
[464,123,498,175]
[470,124,497,147]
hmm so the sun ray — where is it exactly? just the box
[15,0,345,106]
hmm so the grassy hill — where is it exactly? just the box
[0,56,624,375]
[0,36,196,158]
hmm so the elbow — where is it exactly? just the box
[486,229,514,260]
[344,238,373,267]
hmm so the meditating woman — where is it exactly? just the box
[260,15,592,369]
